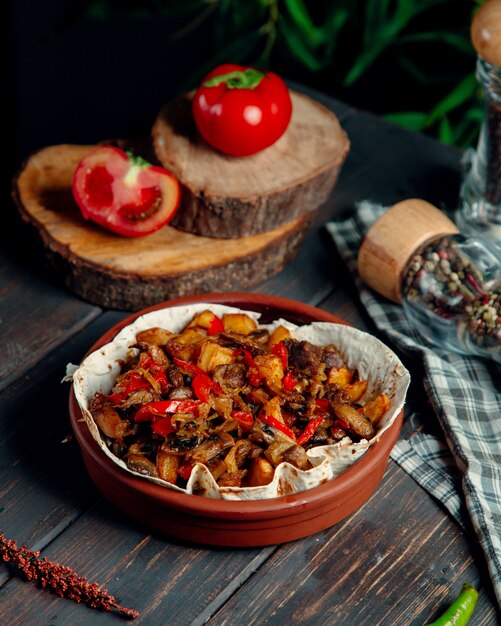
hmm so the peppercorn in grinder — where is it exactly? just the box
[358,199,501,363]
[457,0,501,241]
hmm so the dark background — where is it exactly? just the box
[5,0,479,197]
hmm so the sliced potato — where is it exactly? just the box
[136,327,173,346]
[247,457,274,487]
[222,313,257,335]
[362,394,390,425]
[197,341,235,373]
[254,354,284,387]
[187,310,220,331]
[345,380,368,402]
[157,449,180,483]
[169,328,206,361]
[327,367,353,388]
[267,325,292,348]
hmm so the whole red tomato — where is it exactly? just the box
[192,64,292,157]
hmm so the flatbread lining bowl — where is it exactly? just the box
[72,301,409,502]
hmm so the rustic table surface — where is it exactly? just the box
[1,86,499,625]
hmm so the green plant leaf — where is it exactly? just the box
[438,116,454,144]
[364,0,391,46]
[346,0,465,86]
[465,108,484,122]
[384,112,428,131]
[283,0,324,47]
[396,55,431,85]
[322,8,349,58]
[425,74,478,126]
[278,18,325,71]
[343,43,387,86]
[398,32,473,55]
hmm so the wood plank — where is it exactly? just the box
[0,498,276,625]
[0,231,101,391]
[254,224,338,304]
[323,108,462,216]
[206,461,498,625]
[0,311,127,553]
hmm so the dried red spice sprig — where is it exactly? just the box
[0,532,138,619]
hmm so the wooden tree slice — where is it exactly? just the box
[13,144,312,311]
[152,90,349,238]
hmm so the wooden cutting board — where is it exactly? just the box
[152,90,350,238]
[13,144,312,311]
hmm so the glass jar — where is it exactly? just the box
[457,0,501,242]
[359,199,501,363]
[457,58,501,240]
[401,233,500,362]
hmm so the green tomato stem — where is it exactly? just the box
[426,584,478,626]
[203,68,265,90]
[126,151,151,169]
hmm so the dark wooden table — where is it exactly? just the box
[1,87,499,625]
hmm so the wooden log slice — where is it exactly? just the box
[13,144,312,311]
[152,90,349,238]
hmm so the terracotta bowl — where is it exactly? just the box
[69,293,403,547]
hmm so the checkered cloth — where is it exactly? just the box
[326,201,501,609]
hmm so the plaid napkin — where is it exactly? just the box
[326,201,501,609]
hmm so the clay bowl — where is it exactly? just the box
[69,292,403,547]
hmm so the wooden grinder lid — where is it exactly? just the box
[358,199,459,303]
[471,0,501,67]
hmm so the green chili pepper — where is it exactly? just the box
[426,584,478,626]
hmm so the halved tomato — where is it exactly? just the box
[72,146,180,237]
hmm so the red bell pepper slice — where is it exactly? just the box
[108,371,151,404]
[271,342,288,370]
[178,463,194,481]
[192,373,223,402]
[282,370,298,392]
[330,419,349,438]
[151,416,175,436]
[150,366,168,389]
[315,398,330,411]
[173,358,205,377]
[134,399,200,422]
[140,354,168,385]
[208,315,224,336]
[297,417,324,446]
[239,350,261,387]
[260,414,296,440]
[231,410,254,429]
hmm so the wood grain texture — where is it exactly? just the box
[0,246,100,391]
[0,312,127,559]
[319,108,462,215]
[153,90,350,238]
[0,499,275,625]
[207,462,498,626]
[13,144,312,310]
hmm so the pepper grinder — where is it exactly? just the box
[358,199,501,363]
[457,0,501,241]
